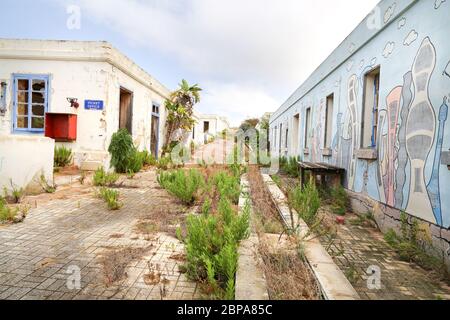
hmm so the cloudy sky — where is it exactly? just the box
[1,0,379,126]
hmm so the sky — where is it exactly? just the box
[0,0,380,126]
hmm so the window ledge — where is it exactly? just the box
[322,148,332,157]
[441,151,450,166]
[356,148,378,160]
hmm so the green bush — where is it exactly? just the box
[280,156,299,178]
[330,185,349,216]
[0,198,17,223]
[157,169,204,205]
[54,146,73,167]
[289,181,320,225]
[98,187,122,210]
[108,129,143,173]
[384,212,448,277]
[141,151,157,167]
[213,171,241,205]
[183,198,250,299]
[157,156,172,170]
[93,167,119,187]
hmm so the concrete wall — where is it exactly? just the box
[0,39,171,170]
[183,113,231,147]
[0,135,54,193]
[270,0,450,260]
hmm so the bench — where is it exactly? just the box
[298,161,345,189]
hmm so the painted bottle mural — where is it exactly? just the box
[405,37,436,224]
[426,97,448,226]
[385,87,402,207]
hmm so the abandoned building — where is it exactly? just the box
[0,39,170,192]
[189,112,230,145]
[269,0,450,266]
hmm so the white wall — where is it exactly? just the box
[0,135,54,193]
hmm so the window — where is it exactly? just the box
[361,67,380,148]
[324,94,334,148]
[305,108,311,148]
[279,124,283,154]
[274,126,277,151]
[152,104,160,114]
[293,114,300,155]
[13,75,49,133]
[285,128,289,149]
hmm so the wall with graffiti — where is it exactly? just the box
[270,0,450,229]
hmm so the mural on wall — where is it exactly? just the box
[395,71,414,208]
[427,97,448,226]
[377,110,387,203]
[405,37,437,223]
[444,60,450,78]
[385,87,402,207]
[343,75,359,189]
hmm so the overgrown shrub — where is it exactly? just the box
[93,167,119,187]
[289,181,320,225]
[0,198,17,223]
[141,151,157,167]
[330,185,349,216]
[3,180,24,204]
[108,129,143,173]
[157,169,204,205]
[384,212,448,278]
[280,157,299,178]
[54,146,73,167]
[183,198,250,299]
[157,156,172,170]
[98,187,122,210]
[212,171,241,205]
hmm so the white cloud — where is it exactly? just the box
[383,42,395,58]
[53,0,379,124]
[398,17,406,29]
[198,82,279,127]
[434,0,446,9]
[404,30,418,46]
[384,3,396,24]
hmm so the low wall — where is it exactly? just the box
[347,190,450,273]
[0,135,54,193]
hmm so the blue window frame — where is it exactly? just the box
[12,74,49,134]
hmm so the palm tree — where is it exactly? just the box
[163,80,202,154]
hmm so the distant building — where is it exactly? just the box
[0,39,170,191]
[269,0,450,267]
[183,112,230,146]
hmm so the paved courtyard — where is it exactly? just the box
[0,171,201,300]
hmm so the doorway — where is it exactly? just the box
[203,121,210,144]
[119,87,133,134]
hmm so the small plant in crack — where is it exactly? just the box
[97,187,122,210]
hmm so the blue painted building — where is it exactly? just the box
[270,0,450,264]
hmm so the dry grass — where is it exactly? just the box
[247,166,284,234]
[259,241,321,300]
[99,246,150,286]
[135,204,189,239]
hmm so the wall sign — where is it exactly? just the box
[84,100,104,110]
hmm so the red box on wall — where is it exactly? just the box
[45,113,77,142]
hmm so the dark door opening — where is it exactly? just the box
[119,88,133,134]
[151,114,159,159]
[203,121,210,144]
